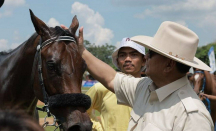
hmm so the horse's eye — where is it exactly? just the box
[47,62,56,71]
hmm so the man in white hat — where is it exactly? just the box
[62,20,214,130]
[86,37,150,131]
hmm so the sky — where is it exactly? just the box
[0,0,216,51]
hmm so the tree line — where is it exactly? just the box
[196,42,216,66]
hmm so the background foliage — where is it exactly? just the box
[84,40,117,69]
[196,42,216,66]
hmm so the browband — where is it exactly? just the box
[37,36,76,51]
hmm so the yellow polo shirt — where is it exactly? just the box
[114,73,214,131]
[86,83,132,131]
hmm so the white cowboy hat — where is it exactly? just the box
[112,37,152,71]
[131,21,212,71]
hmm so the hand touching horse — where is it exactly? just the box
[0,10,92,131]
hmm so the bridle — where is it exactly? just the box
[32,35,76,130]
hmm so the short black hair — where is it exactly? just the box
[176,62,191,74]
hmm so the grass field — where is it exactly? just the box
[39,87,99,131]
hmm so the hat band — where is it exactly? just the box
[151,44,194,62]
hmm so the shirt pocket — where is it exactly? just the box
[142,123,162,131]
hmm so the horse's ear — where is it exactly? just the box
[29,9,51,38]
[69,15,79,35]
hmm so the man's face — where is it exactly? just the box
[144,50,168,79]
[117,47,145,76]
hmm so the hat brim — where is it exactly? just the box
[131,35,212,72]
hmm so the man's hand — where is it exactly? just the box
[77,27,85,54]
[60,25,85,54]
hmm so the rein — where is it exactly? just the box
[194,71,211,114]
[32,36,76,130]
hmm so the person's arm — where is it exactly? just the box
[200,93,216,101]
[78,27,116,92]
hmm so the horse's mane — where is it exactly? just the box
[50,26,74,38]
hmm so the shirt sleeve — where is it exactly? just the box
[86,83,108,114]
[114,72,144,107]
[184,112,214,131]
[175,112,214,131]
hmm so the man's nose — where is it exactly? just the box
[125,55,132,61]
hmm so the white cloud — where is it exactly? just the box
[111,0,177,6]
[0,39,9,51]
[134,0,216,28]
[0,10,12,18]
[0,39,21,51]
[4,0,25,7]
[10,43,20,49]
[47,18,60,27]
[175,20,188,27]
[0,0,25,18]
[71,2,114,45]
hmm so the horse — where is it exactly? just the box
[0,9,92,131]
[191,68,216,124]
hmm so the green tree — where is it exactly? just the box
[196,42,216,66]
[84,40,117,69]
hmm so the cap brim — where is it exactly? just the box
[131,35,212,72]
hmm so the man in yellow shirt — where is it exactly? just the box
[86,37,151,131]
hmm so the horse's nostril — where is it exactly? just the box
[68,124,81,131]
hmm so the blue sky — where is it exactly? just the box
[0,0,216,51]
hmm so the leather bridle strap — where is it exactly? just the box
[32,36,76,113]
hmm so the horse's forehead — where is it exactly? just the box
[42,41,79,60]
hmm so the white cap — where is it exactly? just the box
[112,37,148,71]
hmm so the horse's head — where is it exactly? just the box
[30,10,92,131]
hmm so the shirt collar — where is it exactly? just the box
[149,76,188,102]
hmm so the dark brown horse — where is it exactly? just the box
[0,9,92,131]
[191,69,216,125]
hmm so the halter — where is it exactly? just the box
[194,71,211,114]
[33,36,76,129]
[36,36,76,106]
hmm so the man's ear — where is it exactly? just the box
[116,58,121,69]
[164,59,175,73]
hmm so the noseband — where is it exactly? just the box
[32,35,91,129]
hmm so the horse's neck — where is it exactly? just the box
[0,33,39,102]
